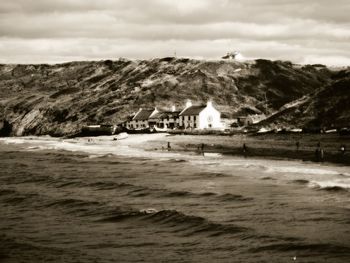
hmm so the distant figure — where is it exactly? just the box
[201,143,205,152]
[315,143,324,162]
[167,142,171,151]
[296,141,300,151]
[340,144,346,155]
[320,148,324,162]
[243,143,247,158]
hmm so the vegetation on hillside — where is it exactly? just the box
[0,58,344,136]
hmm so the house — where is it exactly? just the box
[127,108,158,129]
[179,100,223,130]
[124,100,224,131]
[219,112,234,130]
[158,111,181,129]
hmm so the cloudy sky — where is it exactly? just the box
[0,0,349,65]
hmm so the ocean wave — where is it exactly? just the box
[260,176,275,180]
[250,242,350,255]
[216,193,254,202]
[0,234,66,260]
[0,189,17,196]
[99,208,249,237]
[291,179,310,185]
[144,210,249,237]
[161,190,195,197]
[309,180,350,192]
[166,158,188,163]
[44,198,101,209]
[55,181,85,188]
[266,166,342,176]
[199,192,217,196]
[88,181,135,190]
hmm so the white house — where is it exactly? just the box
[124,100,224,131]
[179,100,223,130]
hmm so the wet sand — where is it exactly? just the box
[141,133,350,165]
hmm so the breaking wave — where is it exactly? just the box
[309,180,350,192]
[100,209,249,237]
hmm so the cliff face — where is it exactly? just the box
[0,58,335,136]
[261,69,350,130]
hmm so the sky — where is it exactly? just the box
[0,0,349,65]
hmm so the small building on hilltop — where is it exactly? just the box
[179,100,223,129]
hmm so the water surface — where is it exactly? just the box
[0,136,349,262]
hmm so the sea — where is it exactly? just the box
[0,135,349,263]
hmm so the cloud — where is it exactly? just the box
[0,0,349,65]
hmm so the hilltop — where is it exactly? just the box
[0,57,342,136]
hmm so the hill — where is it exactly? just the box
[0,58,335,136]
[258,68,350,130]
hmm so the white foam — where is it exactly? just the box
[309,180,350,189]
[203,152,222,158]
[266,166,341,176]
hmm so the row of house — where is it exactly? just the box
[123,100,225,131]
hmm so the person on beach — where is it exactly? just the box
[296,141,300,151]
[167,142,171,151]
[340,144,346,155]
[243,143,247,158]
[315,142,324,162]
[320,148,324,162]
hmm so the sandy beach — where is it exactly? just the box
[7,132,348,166]
[125,133,350,166]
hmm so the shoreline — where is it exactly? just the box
[141,133,350,166]
[1,133,349,166]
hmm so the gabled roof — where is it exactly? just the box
[149,111,180,120]
[162,111,181,118]
[133,109,154,121]
[180,105,206,116]
[148,111,164,120]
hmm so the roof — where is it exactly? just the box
[149,111,180,120]
[163,111,181,118]
[133,109,154,121]
[221,112,231,119]
[180,105,206,116]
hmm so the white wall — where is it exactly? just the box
[127,120,149,129]
[198,104,222,129]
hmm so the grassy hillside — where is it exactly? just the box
[258,69,350,130]
[0,58,334,136]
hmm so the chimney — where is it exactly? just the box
[207,100,213,107]
[186,99,192,108]
[171,105,176,112]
